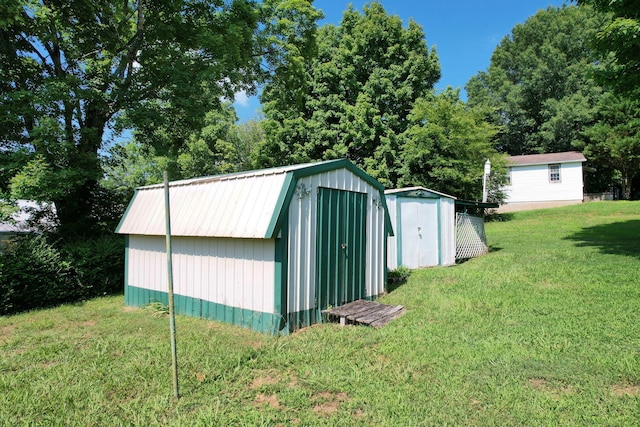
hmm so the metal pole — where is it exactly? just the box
[482,159,491,203]
[164,171,179,399]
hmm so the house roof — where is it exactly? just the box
[385,186,456,200]
[115,159,391,239]
[506,151,586,166]
[0,200,52,233]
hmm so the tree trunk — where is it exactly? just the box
[54,103,108,238]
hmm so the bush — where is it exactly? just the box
[61,235,124,298]
[0,235,77,315]
[387,266,411,284]
[0,234,125,316]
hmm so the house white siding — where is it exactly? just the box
[504,162,584,203]
[126,235,275,313]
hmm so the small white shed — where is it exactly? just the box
[116,159,392,334]
[385,187,456,269]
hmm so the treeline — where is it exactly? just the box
[0,1,638,314]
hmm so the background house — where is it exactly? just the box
[0,200,54,250]
[500,151,587,212]
[116,159,392,334]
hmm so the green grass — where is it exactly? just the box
[1,201,639,426]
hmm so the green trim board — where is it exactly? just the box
[274,230,289,333]
[265,173,296,238]
[125,285,285,335]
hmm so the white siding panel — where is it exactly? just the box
[127,235,275,312]
[505,162,584,203]
[386,196,398,270]
[440,198,456,266]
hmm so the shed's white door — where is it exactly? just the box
[399,198,439,268]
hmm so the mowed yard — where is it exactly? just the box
[1,202,639,426]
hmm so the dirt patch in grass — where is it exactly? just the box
[312,392,349,416]
[254,393,280,409]
[528,378,574,399]
[250,370,281,389]
[611,384,640,397]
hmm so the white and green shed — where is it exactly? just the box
[116,159,392,334]
[385,187,456,269]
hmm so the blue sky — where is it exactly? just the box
[234,0,570,122]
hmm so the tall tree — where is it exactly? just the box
[577,0,640,96]
[466,5,607,156]
[0,0,320,236]
[577,94,640,200]
[257,2,440,187]
[400,89,505,202]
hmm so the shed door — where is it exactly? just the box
[399,198,439,268]
[315,187,367,319]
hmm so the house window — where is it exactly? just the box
[549,164,561,183]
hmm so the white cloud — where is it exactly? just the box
[234,90,249,107]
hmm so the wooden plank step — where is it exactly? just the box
[322,299,367,317]
[346,304,388,321]
[370,308,407,328]
[356,305,404,324]
[321,299,406,328]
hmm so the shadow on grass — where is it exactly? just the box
[564,219,640,259]
[387,278,408,293]
[485,213,515,222]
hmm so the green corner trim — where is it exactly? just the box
[265,173,296,238]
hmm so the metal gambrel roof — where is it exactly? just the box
[115,159,389,239]
[385,186,457,200]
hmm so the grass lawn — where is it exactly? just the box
[1,201,639,425]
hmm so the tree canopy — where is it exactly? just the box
[400,89,506,202]
[257,2,440,187]
[466,5,607,157]
[0,0,321,235]
[577,0,640,95]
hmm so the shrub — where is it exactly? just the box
[0,235,77,315]
[0,234,125,316]
[61,235,124,298]
[387,266,411,284]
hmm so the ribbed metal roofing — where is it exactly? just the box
[115,159,388,239]
[506,151,586,166]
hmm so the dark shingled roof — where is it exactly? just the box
[506,151,586,166]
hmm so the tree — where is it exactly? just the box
[257,2,440,187]
[466,5,607,157]
[577,0,640,95]
[0,0,320,236]
[399,88,506,202]
[578,94,640,200]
